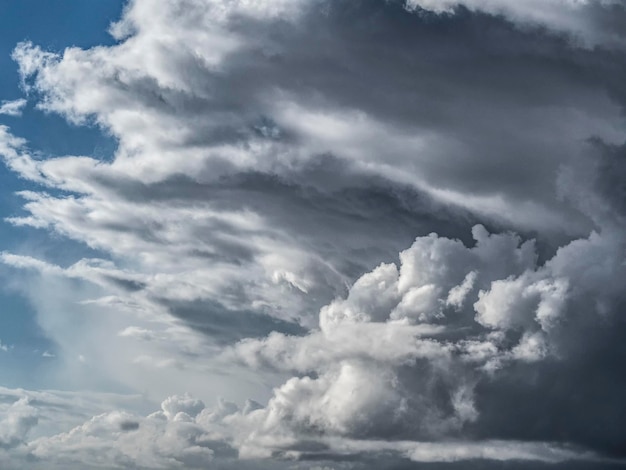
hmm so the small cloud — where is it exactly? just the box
[0,98,27,116]
[42,351,55,358]
[0,341,13,352]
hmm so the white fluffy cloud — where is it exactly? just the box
[30,408,213,469]
[0,398,38,449]
[0,389,594,469]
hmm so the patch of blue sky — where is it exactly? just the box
[0,1,126,383]
[0,286,58,389]
[0,0,123,154]
[0,1,125,258]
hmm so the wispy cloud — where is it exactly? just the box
[0,98,26,117]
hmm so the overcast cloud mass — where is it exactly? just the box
[0,0,625,468]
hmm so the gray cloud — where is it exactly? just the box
[221,221,625,458]
[0,388,603,469]
[0,0,626,468]
[406,0,626,47]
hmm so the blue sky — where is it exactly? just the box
[0,1,123,388]
[0,0,122,152]
[0,1,625,469]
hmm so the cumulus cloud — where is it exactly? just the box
[1,390,595,469]
[0,391,216,469]
[30,407,214,469]
[0,0,626,468]
[222,221,626,458]
[0,398,38,449]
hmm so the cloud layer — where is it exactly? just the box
[1,0,626,468]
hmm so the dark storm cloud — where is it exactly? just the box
[94,1,626,226]
[142,2,619,228]
[92,155,487,273]
[227,2,622,224]
[471,297,626,457]
[464,140,625,459]
[158,298,306,344]
[589,140,626,219]
[12,1,625,235]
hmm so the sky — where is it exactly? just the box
[0,0,625,469]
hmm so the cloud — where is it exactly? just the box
[405,0,626,47]
[0,389,598,469]
[9,0,626,238]
[0,0,626,468]
[3,0,624,353]
[0,390,216,469]
[220,221,626,457]
[0,385,154,463]
[311,438,595,464]
[0,99,26,117]
[0,398,38,449]
[29,408,214,469]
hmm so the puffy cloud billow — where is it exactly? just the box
[1,0,626,468]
